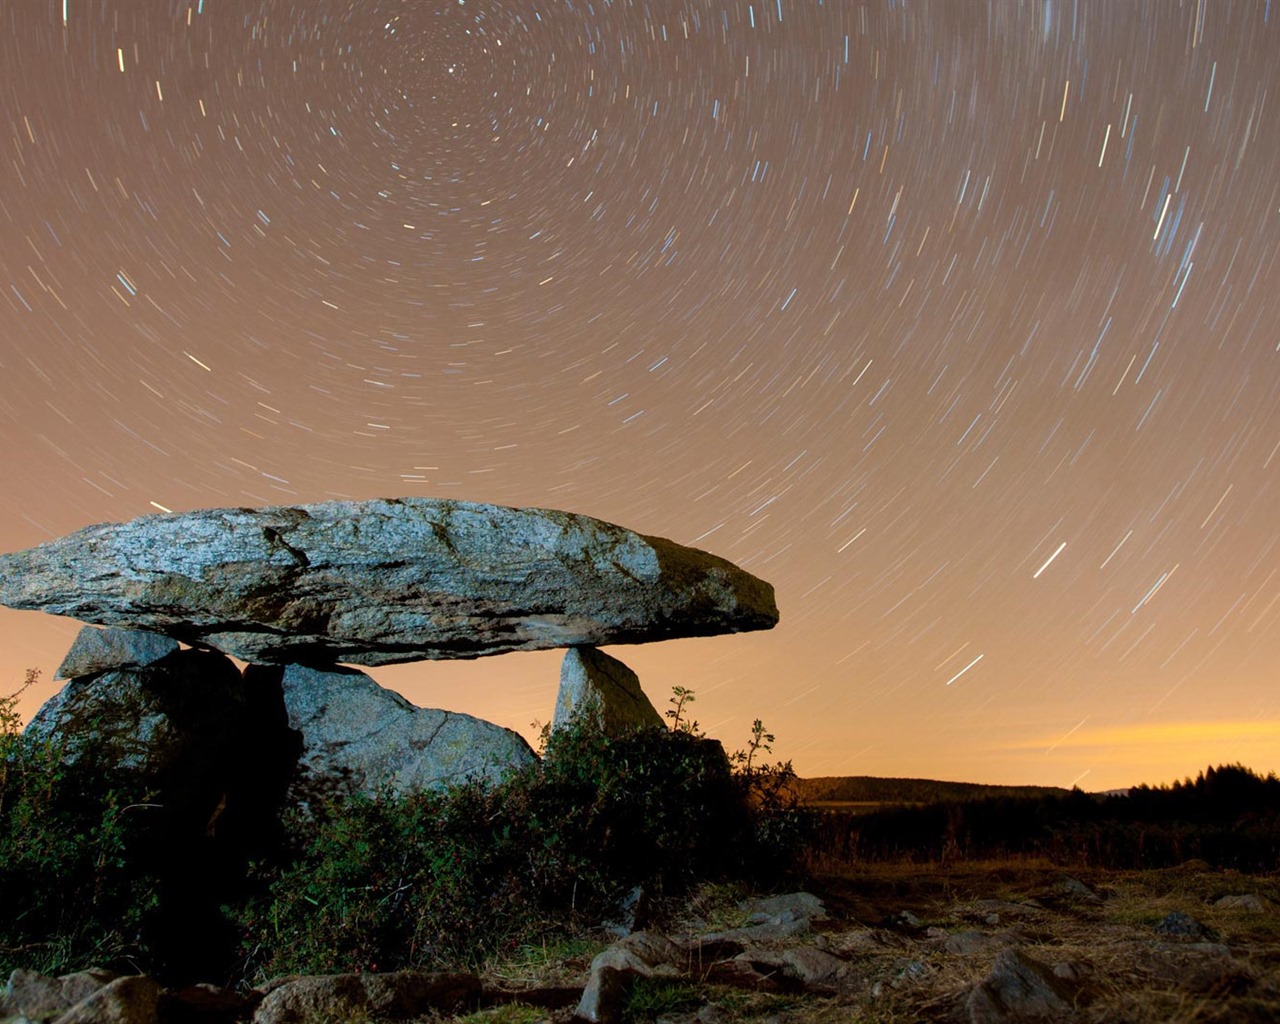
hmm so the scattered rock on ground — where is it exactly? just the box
[827,927,886,954]
[252,971,480,1024]
[893,910,925,930]
[700,957,789,994]
[1215,893,1270,912]
[2,968,118,1020]
[55,626,178,680]
[701,893,827,943]
[1154,911,1212,940]
[1058,875,1102,902]
[967,898,1044,921]
[746,892,828,923]
[160,982,260,1022]
[945,930,1001,955]
[574,933,684,1024]
[5,864,1279,1024]
[734,946,849,993]
[553,646,663,737]
[0,498,779,665]
[966,947,1079,1023]
[54,975,163,1024]
[600,886,651,939]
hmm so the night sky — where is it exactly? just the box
[2,0,1278,791]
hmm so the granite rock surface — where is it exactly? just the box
[0,498,779,666]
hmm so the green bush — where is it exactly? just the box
[236,715,807,981]
[0,671,157,976]
[3,675,807,985]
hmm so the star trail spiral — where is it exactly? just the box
[2,1,1279,788]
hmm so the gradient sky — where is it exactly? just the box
[2,1,1278,791]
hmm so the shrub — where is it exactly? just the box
[236,713,807,981]
[0,671,158,977]
[3,677,808,985]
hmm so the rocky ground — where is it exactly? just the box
[4,859,1278,1024]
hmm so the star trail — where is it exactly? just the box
[2,0,1278,789]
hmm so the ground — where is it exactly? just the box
[460,859,1280,1024]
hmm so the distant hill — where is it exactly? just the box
[794,775,1072,805]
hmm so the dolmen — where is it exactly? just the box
[1,498,778,801]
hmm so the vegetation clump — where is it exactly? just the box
[1,675,807,985]
[0,671,158,976]
[235,710,807,981]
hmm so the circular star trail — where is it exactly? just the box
[2,1,1279,789]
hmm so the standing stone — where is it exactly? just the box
[25,645,300,982]
[268,663,536,802]
[0,498,779,666]
[26,647,287,788]
[56,625,179,680]
[553,647,663,736]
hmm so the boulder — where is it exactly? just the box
[251,971,479,1024]
[1154,911,1212,940]
[553,647,663,736]
[24,646,300,981]
[56,626,179,680]
[966,948,1077,1023]
[268,663,536,801]
[54,975,162,1024]
[25,647,291,787]
[1214,894,1270,912]
[720,946,849,994]
[2,968,118,1020]
[0,498,779,666]
[574,933,684,1024]
[700,892,827,944]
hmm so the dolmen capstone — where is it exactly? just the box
[4,498,778,800]
[0,497,778,666]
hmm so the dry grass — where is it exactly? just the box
[435,860,1280,1023]
[481,935,608,990]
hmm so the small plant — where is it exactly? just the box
[728,718,811,881]
[529,718,552,756]
[665,685,702,735]
[736,719,775,772]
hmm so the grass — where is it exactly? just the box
[676,881,755,934]
[622,978,706,1021]
[456,1005,549,1024]
[483,936,607,989]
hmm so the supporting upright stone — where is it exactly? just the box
[553,646,664,737]
[55,625,179,680]
[270,663,537,802]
